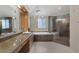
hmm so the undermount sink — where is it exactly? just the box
[23,32,31,34]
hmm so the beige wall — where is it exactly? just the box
[30,16,37,31]
[12,8,21,33]
[70,6,79,52]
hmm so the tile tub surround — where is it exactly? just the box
[34,35,53,41]
[33,32,58,41]
[0,33,32,53]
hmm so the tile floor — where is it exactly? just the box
[30,42,73,53]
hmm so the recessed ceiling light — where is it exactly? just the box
[58,7,62,10]
[36,10,40,13]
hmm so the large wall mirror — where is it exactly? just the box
[0,17,12,35]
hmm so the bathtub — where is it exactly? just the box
[32,32,59,41]
[32,32,59,35]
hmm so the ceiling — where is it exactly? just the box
[0,5,70,17]
[26,5,70,16]
[0,5,19,17]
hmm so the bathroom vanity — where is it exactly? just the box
[0,32,33,53]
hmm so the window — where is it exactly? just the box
[38,16,46,28]
[2,19,9,29]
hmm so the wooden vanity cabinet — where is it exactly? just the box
[19,35,33,53]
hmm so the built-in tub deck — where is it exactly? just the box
[33,32,59,41]
[32,32,59,35]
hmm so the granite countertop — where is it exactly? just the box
[0,33,32,53]
[0,32,22,39]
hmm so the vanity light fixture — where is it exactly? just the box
[12,17,16,19]
[17,5,21,8]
